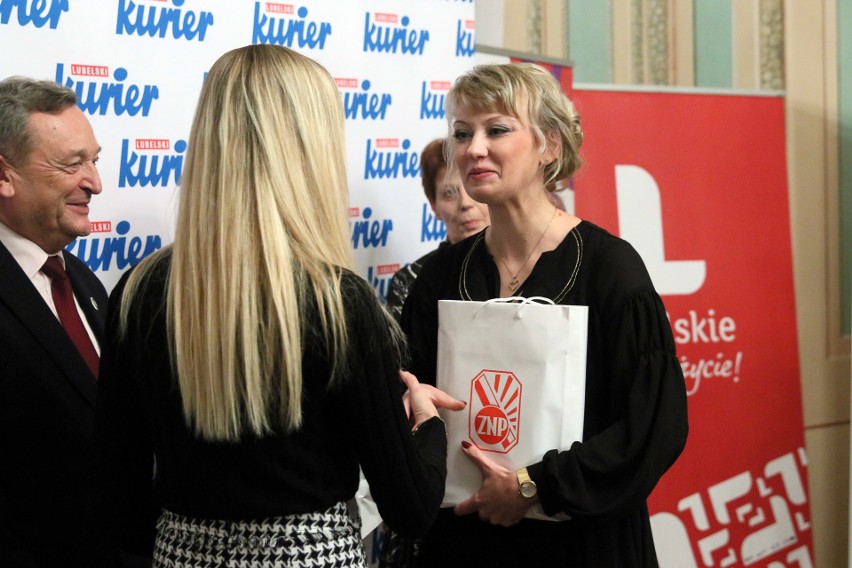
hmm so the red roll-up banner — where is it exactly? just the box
[573,87,813,567]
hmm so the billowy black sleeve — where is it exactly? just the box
[340,275,447,537]
[528,243,689,519]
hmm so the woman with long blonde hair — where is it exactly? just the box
[95,44,462,567]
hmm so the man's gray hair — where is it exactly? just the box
[0,77,77,166]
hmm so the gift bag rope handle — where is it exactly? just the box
[475,296,555,320]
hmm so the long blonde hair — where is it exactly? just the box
[120,45,352,441]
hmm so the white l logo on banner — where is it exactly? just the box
[615,165,707,296]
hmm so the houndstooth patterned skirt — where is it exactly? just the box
[153,501,367,567]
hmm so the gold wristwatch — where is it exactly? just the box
[517,467,538,499]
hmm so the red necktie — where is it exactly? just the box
[41,256,99,378]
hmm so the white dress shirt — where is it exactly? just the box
[0,220,100,353]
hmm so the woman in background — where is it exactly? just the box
[95,44,462,567]
[385,138,489,322]
[401,63,688,566]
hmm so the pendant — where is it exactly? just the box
[508,278,520,292]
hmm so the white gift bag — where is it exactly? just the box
[437,298,588,521]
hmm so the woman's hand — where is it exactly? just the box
[400,370,466,428]
[453,441,535,526]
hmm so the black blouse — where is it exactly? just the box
[385,241,448,323]
[401,221,689,567]
[94,251,448,558]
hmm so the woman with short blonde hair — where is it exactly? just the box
[401,62,688,566]
[445,62,583,191]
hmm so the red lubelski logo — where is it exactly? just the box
[468,370,521,453]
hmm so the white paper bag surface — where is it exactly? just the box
[354,470,382,539]
[437,298,588,521]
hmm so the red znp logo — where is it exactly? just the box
[468,370,521,453]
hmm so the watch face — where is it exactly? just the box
[520,481,537,498]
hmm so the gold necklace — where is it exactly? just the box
[494,207,558,292]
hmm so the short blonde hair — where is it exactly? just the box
[445,63,583,189]
[121,45,352,441]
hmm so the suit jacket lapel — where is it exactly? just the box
[0,242,97,407]
[63,252,107,344]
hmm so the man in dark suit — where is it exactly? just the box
[0,77,114,566]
